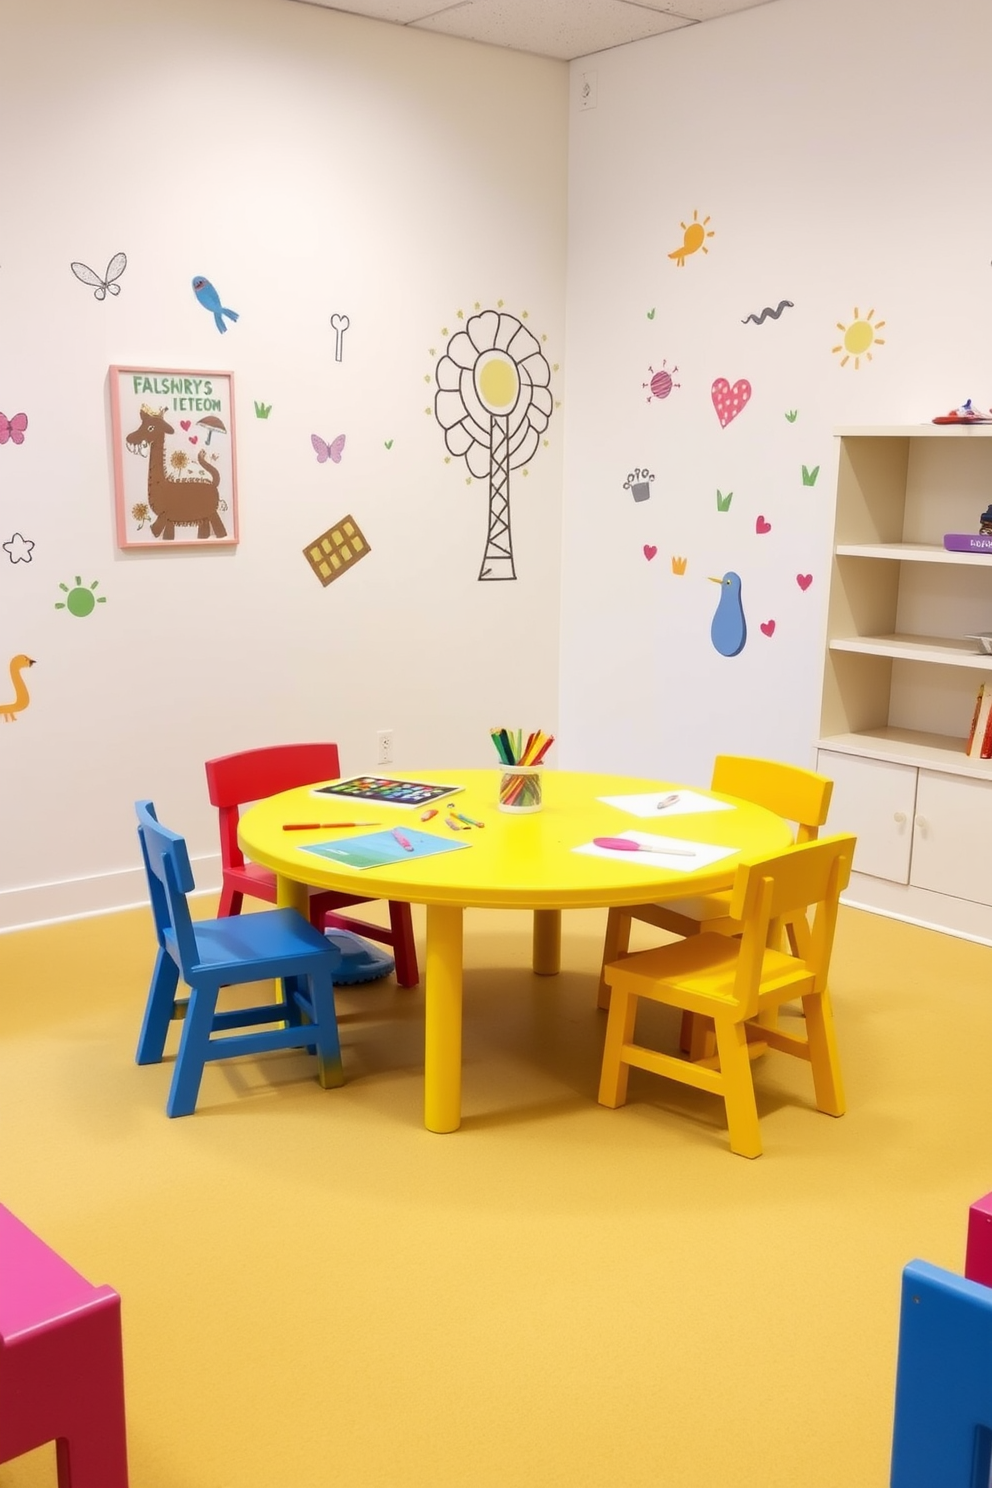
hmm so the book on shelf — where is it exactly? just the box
[944,533,992,554]
[967,683,992,759]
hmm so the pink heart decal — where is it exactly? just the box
[760,620,776,637]
[643,544,657,561]
[711,377,752,428]
[188,435,198,445]
[796,573,812,591]
[756,515,771,534]
[180,420,191,431]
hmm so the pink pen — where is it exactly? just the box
[594,837,695,857]
[392,827,415,852]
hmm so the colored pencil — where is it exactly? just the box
[283,822,380,830]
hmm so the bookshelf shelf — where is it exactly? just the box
[818,727,992,779]
[828,634,992,668]
[836,542,992,566]
[818,427,992,942]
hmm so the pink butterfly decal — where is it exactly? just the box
[311,433,346,464]
[0,412,28,446]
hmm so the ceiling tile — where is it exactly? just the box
[628,0,773,17]
[412,0,691,60]
[290,0,777,60]
[302,0,467,20]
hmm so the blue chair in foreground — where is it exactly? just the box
[891,1260,992,1487]
[134,800,344,1117]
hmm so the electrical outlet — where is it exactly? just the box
[377,729,393,765]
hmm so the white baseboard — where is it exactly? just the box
[0,854,221,934]
[841,871,992,947]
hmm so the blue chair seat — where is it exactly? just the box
[168,908,331,974]
[135,800,345,1118]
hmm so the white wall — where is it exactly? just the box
[0,0,568,927]
[560,0,992,782]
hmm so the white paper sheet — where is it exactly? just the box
[596,789,735,819]
[574,831,739,872]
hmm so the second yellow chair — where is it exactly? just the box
[597,832,855,1157]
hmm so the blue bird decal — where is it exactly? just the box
[709,571,747,657]
[192,276,239,334]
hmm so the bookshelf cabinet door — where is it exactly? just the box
[910,770,992,906]
[817,750,916,883]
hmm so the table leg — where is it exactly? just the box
[532,910,561,976]
[424,904,464,1133]
[274,875,311,1021]
[275,874,309,916]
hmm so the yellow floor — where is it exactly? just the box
[1,899,990,1488]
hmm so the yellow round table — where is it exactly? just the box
[238,769,793,1132]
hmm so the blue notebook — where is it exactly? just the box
[299,828,470,871]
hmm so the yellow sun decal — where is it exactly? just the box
[669,210,714,267]
[832,307,886,369]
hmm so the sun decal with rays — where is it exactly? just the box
[832,306,886,369]
[434,307,553,581]
[668,209,714,267]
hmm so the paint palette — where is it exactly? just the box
[311,776,464,808]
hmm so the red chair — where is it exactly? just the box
[205,743,419,987]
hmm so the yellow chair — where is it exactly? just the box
[597,833,855,1158]
[596,756,834,1032]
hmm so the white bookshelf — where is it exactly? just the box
[818,426,992,942]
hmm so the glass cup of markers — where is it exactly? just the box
[498,764,543,814]
[491,727,554,814]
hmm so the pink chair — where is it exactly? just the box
[0,1203,128,1487]
[205,742,419,987]
[966,1191,992,1288]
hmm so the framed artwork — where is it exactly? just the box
[109,366,238,548]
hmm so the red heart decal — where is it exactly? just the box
[711,377,752,428]
[180,420,191,431]
[756,515,771,534]
[760,619,776,637]
[189,435,198,445]
[796,573,812,591]
[643,544,657,561]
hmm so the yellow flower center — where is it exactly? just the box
[476,353,519,413]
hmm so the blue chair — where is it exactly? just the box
[134,800,344,1117]
[891,1259,992,1486]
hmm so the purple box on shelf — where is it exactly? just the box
[944,533,992,554]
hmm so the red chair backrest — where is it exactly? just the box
[205,743,342,870]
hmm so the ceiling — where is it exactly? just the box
[289,0,776,61]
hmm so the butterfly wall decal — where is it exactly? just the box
[0,412,28,446]
[311,433,345,464]
[70,251,127,300]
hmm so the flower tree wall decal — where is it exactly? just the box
[434,308,553,581]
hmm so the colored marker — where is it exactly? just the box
[283,822,380,830]
[392,827,415,852]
